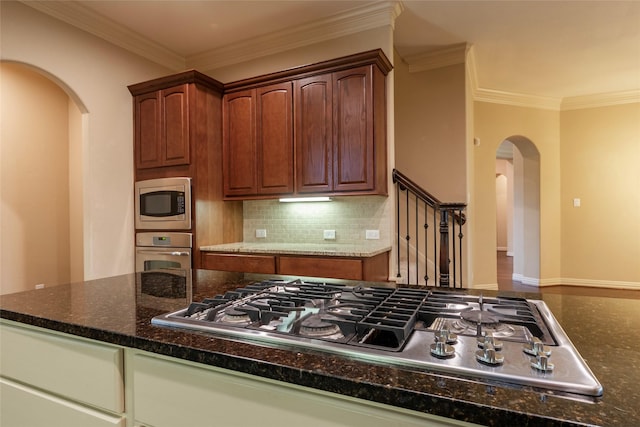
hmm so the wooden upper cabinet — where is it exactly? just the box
[256,83,294,195]
[223,90,257,196]
[161,86,190,166]
[333,66,374,192]
[134,84,190,169]
[223,82,294,197]
[295,74,333,194]
[222,49,391,199]
[135,92,162,169]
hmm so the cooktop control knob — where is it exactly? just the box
[435,328,458,344]
[524,337,551,357]
[430,341,455,358]
[531,353,554,372]
[477,332,503,350]
[476,343,505,365]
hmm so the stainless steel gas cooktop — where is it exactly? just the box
[151,278,603,399]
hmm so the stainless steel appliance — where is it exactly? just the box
[152,278,603,399]
[135,177,191,230]
[135,232,192,271]
[135,232,192,308]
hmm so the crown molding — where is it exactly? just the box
[466,44,638,110]
[21,0,186,71]
[404,43,468,73]
[561,90,640,110]
[187,1,404,72]
[474,87,562,111]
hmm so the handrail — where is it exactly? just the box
[392,169,440,208]
[392,169,467,224]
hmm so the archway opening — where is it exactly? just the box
[0,61,84,294]
[495,136,540,288]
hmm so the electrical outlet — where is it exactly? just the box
[323,230,336,240]
[365,229,380,240]
[255,229,267,238]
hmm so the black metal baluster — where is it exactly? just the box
[406,189,410,284]
[415,194,419,285]
[396,184,402,280]
[458,208,464,288]
[424,200,429,286]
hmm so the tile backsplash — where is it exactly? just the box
[243,196,391,244]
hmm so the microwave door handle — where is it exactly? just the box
[137,250,190,257]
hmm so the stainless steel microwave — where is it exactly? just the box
[135,177,191,230]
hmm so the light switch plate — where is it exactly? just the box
[323,230,336,240]
[256,229,267,238]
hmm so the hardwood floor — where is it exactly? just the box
[496,251,640,299]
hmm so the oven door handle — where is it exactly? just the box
[136,250,191,257]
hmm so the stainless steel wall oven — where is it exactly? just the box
[135,232,192,308]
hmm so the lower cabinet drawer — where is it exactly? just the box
[201,253,276,274]
[1,378,125,427]
[279,256,362,280]
[0,322,124,413]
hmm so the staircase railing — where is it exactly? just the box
[392,169,467,287]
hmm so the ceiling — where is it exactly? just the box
[24,0,640,102]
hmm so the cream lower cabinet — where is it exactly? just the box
[131,352,477,427]
[0,321,125,427]
[0,321,477,427]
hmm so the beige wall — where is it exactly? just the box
[472,102,561,287]
[394,55,467,202]
[393,53,469,284]
[1,1,173,282]
[1,63,70,294]
[473,100,640,288]
[560,103,640,287]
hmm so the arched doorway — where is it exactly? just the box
[0,61,85,294]
[495,136,541,287]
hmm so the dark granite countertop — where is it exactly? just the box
[1,270,638,427]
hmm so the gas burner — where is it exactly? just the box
[460,310,499,326]
[221,308,251,324]
[299,317,342,337]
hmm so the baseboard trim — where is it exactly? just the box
[512,274,539,286]
[551,278,640,290]
[514,277,640,290]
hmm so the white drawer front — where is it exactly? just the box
[0,322,124,413]
[1,378,125,427]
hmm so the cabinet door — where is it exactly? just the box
[134,85,190,170]
[134,92,162,169]
[294,74,333,193]
[333,66,374,192]
[223,89,257,196]
[256,82,294,195]
[161,84,190,166]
